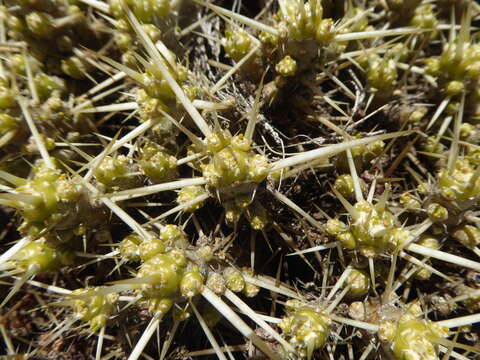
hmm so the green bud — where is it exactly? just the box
[223,267,245,293]
[334,174,356,199]
[119,233,142,261]
[459,123,477,141]
[142,24,162,42]
[94,155,136,189]
[56,178,81,202]
[15,239,60,272]
[6,15,25,35]
[247,203,269,230]
[206,272,226,295]
[399,192,422,211]
[380,313,448,359]
[427,203,448,222]
[180,271,204,298]
[276,56,297,77]
[414,235,439,280]
[346,269,370,298]
[160,224,187,249]
[242,269,260,298]
[72,287,118,332]
[177,185,206,212]
[411,5,438,32]
[409,108,427,123]
[61,56,89,79]
[279,307,331,355]
[325,218,348,236]
[248,154,270,183]
[34,73,66,101]
[338,231,356,249]
[423,136,445,154]
[445,80,464,96]
[315,18,335,45]
[139,143,177,183]
[57,35,73,52]
[452,224,480,248]
[366,55,397,92]
[204,130,231,153]
[26,12,54,38]
[148,297,173,314]
[139,238,166,261]
[0,87,16,109]
[137,252,185,299]
[221,29,252,62]
[224,201,242,224]
[0,113,19,136]
[114,32,132,52]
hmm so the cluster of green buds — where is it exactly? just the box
[72,287,119,332]
[410,4,438,34]
[326,200,409,258]
[1,53,91,153]
[333,174,365,200]
[138,142,177,183]
[135,88,178,142]
[136,56,196,110]
[378,302,449,359]
[436,156,480,204]
[94,155,139,190]
[425,40,480,97]
[114,19,162,66]
[201,131,269,187]
[345,269,370,298]
[414,235,439,280]
[118,225,205,313]
[119,224,188,262]
[222,197,270,229]
[4,2,83,41]
[276,0,335,45]
[137,251,195,313]
[2,1,104,78]
[11,238,74,274]
[422,136,446,154]
[279,300,331,358]
[222,28,253,62]
[361,53,398,98]
[109,0,172,23]
[222,267,259,297]
[0,161,88,238]
[176,185,207,212]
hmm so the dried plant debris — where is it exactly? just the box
[1,0,480,359]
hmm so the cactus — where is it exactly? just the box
[1,1,480,359]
